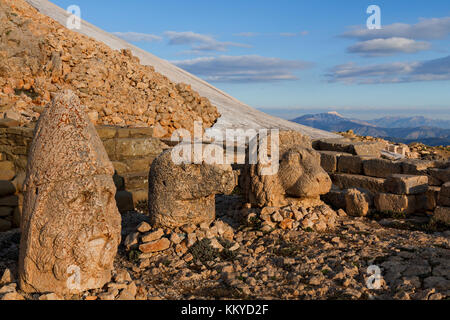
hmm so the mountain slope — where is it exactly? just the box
[368,116,450,129]
[25,0,339,140]
[292,112,450,146]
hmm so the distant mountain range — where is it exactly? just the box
[291,112,450,146]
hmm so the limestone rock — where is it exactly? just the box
[0,268,13,285]
[374,193,416,214]
[148,147,238,228]
[0,181,16,197]
[139,238,170,253]
[433,206,450,226]
[18,90,121,294]
[384,174,428,195]
[0,161,15,181]
[363,159,402,178]
[331,173,386,194]
[438,182,450,206]
[345,188,372,217]
[242,131,331,207]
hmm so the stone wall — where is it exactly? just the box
[314,139,450,224]
[0,125,171,232]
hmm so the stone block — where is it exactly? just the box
[123,172,148,190]
[0,161,15,180]
[102,139,116,160]
[0,195,18,206]
[128,127,154,138]
[433,206,450,225]
[331,173,386,194]
[438,182,450,206]
[363,158,402,178]
[0,206,13,217]
[0,218,12,232]
[321,188,346,210]
[95,126,117,140]
[352,142,384,157]
[384,174,428,195]
[337,155,365,174]
[428,168,450,185]
[0,180,16,197]
[416,186,440,212]
[317,138,353,153]
[124,156,157,173]
[115,138,168,159]
[317,139,383,157]
[402,159,436,175]
[318,151,351,173]
[374,193,417,214]
[112,161,129,175]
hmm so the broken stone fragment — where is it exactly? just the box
[344,188,372,217]
[139,238,170,253]
[18,90,121,294]
[433,206,450,226]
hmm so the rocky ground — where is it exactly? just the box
[1,194,449,300]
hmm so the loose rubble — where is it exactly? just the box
[0,0,219,136]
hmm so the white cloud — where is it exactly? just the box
[347,37,431,57]
[164,31,251,52]
[112,32,162,42]
[172,55,312,82]
[342,17,450,40]
[327,55,450,84]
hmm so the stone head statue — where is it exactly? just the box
[19,90,121,294]
[242,131,332,207]
[148,146,238,228]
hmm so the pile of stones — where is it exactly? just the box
[243,203,343,233]
[0,0,219,136]
[124,220,238,269]
[0,162,22,232]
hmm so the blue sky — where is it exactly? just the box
[51,0,450,120]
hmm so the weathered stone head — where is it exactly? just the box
[148,146,238,228]
[19,90,121,294]
[242,131,332,207]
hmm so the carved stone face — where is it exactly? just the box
[278,147,332,198]
[242,145,332,208]
[20,175,121,294]
[149,148,238,228]
[18,90,121,295]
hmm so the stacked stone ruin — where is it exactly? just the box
[0,90,448,297]
[316,138,450,225]
[2,124,450,234]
